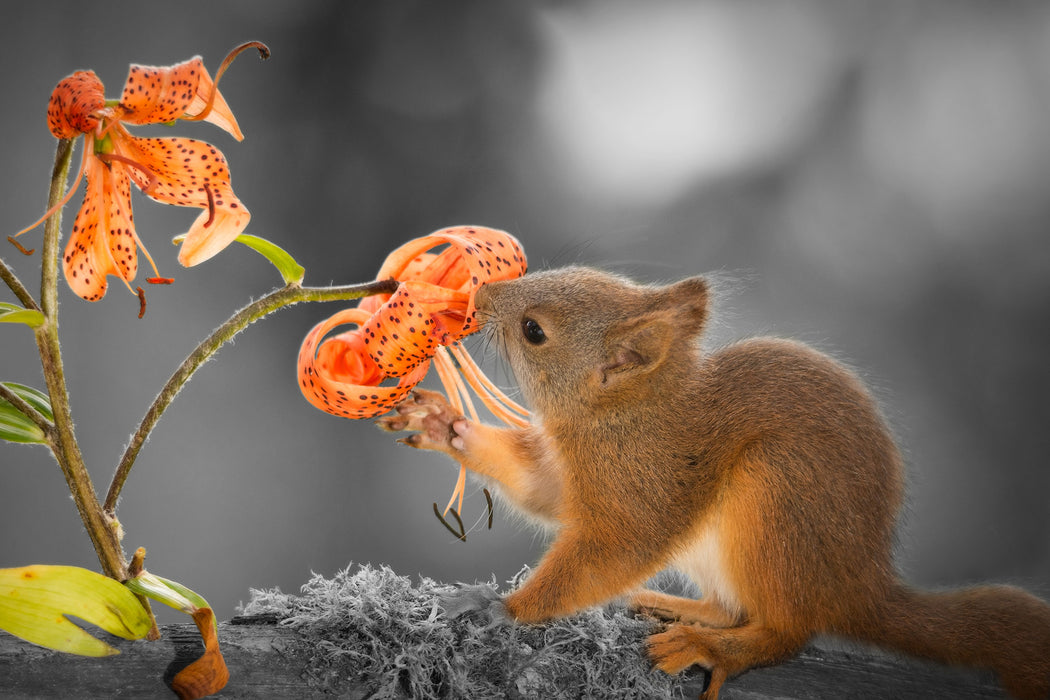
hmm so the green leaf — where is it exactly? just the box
[0,302,45,329]
[125,572,213,621]
[0,382,53,445]
[234,233,306,285]
[172,232,305,285]
[0,565,153,657]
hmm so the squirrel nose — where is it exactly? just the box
[474,281,499,312]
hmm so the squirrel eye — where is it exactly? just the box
[521,318,547,345]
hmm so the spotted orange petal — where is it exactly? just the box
[119,58,243,140]
[175,201,251,267]
[361,280,470,377]
[298,308,430,419]
[110,133,250,266]
[369,226,527,339]
[62,155,138,301]
[47,71,105,139]
[181,62,243,142]
[316,328,385,388]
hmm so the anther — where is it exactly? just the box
[7,236,34,256]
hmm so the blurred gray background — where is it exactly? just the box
[2,0,1048,625]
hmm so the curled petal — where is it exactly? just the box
[298,308,429,419]
[362,281,470,377]
[47,71,105,138]
[358,251,443,315]
[119,58,243,140]
[316,329,385,387]
[370,226,527,339]
[181,60,245,141]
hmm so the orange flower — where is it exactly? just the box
[15,42,267,301]
[297,226,530,516]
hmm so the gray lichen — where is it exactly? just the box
[239,564,684,699]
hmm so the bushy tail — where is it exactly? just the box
[853,583,1050,699]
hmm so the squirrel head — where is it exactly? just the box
[474,266,709,418]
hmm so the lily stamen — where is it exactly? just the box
[202,183,216,228]
[95,152,160,195]
[447,342,529,427]
[10,136,92,242]
[6,236,34,256]
[185,41,269,126]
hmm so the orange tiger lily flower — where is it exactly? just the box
[14,42,267,301]
[297,226,530,516]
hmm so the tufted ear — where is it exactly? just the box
[655,276,709,334]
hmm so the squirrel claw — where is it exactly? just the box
[375,415,408,432]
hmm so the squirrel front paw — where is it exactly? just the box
[376,389,470,452]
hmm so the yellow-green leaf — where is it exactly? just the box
[0,565,153,656]
[0,302,45,329]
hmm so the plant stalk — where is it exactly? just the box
[104,277,398,513]
[32,138,128,581]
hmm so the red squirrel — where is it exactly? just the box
[377,266,1050,700]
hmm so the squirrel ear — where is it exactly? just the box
[656,276,709,332]
[600,311,676,385]
[598,276,709,387]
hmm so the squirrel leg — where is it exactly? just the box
[628,590,741,628]
[378,389,563,520]
[505,531,664,623]
[648,621,804,700]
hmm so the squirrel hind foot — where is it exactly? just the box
[648,624,727,699]
[648,621,804,700]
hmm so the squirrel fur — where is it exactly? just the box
[378,265,1050,700]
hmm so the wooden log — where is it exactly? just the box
[0,615,1008,699]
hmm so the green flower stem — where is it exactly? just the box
[0,256,40,311]
[31,139,128,582]
[103,277,398,514]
